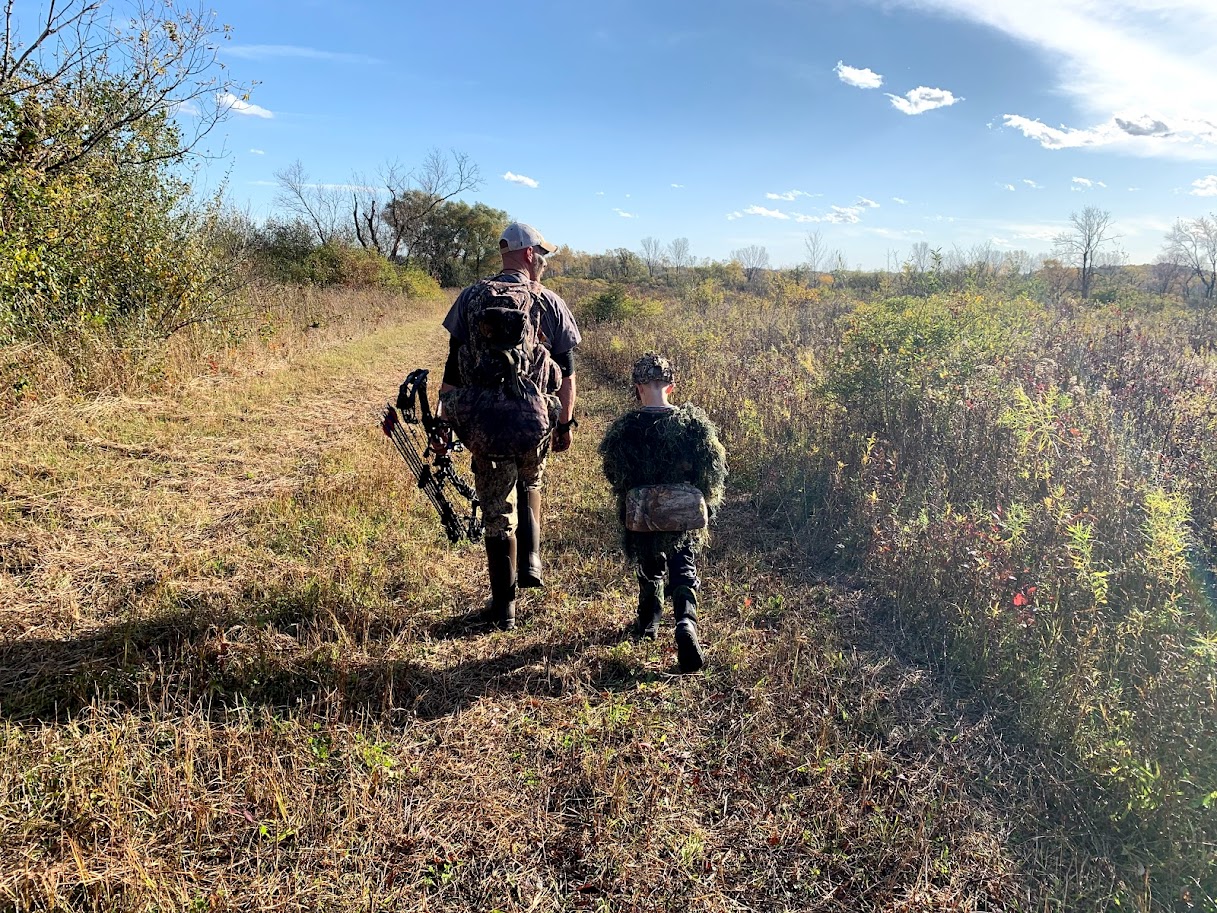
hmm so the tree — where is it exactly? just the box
[1151,252,1188,297]
[908,241,931,274]
[351,148,481,268]
[1,0,245,175]
[1163,216,1217,300]
[608,247,644,281]
[274,160,349,247]
[1053,206,1116,300]
[804,230,826,278]
[1,0,245,357]
[410,199,508,286]
[667,237,692,272]
[639,236,665,278]
[731,245,770,284]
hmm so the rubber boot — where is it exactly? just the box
[672,585,704,673]
[516,486,544,589]
[635,572,663,640]
[484,535,518,630]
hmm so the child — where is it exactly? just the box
[599,352,728,673]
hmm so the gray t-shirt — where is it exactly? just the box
[442,270,582,356]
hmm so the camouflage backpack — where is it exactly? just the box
[443,280,561,460]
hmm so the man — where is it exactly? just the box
[436,222,581,629]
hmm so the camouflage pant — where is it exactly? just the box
[472,438,551,540]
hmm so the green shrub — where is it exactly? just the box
[585,284,662,322]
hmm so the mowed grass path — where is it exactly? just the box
[0,294,1105,911]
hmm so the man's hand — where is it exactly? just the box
[429,421,452,457]
[552,418,577,453]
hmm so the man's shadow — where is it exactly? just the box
[0,593,635,724]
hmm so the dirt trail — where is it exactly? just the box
[0,298,453,631]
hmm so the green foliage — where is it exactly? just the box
[581,284,1217,901]
[583,284,663,323]
[0,0,247,385]
[0,163,231,361]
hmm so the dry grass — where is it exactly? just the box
[0,289,1147,911]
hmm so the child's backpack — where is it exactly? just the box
[445,280,561,460]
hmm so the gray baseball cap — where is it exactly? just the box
[500,222,557,254]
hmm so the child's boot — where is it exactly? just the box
[635,571,663,640]
[671,585,704,673]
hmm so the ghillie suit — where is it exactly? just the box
[599,403,727,563]
[600,399,727,671]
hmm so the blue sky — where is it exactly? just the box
[193,0,1217,269]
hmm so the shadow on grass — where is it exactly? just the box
[0,585,632,724]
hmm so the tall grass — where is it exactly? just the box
[576,282,1217,905]
[0,283,441,412]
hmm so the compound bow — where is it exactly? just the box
[381,368,483,543]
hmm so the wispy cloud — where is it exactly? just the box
[503,171,539,188]
[880,0,1217,159]
[732,199,872,224]
[745,205,790,220]
[886,86,962,115]
[614,208,637,218]
[892,196,909,204]
[671,183,685,188]
[1022,178,1042,189]
[867,227,926,239]
[1000,183,1016,191]
[223,44,382,65]
[218,93,273,119]
[1191,175,1217,196]
[1071,176,1107,190]
[835,60,884,89]
[249,148,265,155]
[766,189,814,201]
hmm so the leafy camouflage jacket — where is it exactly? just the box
[599,404,728,560]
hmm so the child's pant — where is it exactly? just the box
[636,540,700,597]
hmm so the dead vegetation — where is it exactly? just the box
[0,290,1158,911]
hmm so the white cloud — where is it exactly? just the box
[1190,175,1217,196]
[671,183,684,188]
[218,93,273,119]
[1022,178,1042,189]
[249,148,265,155]
[224,44,381,65]
[886,86,962,115]
[857,197,880,208]
[892,196,909,204]
[882,0,1217,159]
[745,205,790,220]
[1071,176,1107,190]
[595,191,605,196]
[828,206,864,223]
[867,227,926,239]
[1001,183,1016,191]
[835,60,884,89]
[503,171,539,188]
[614,208,636,218]
[1009,224,1063,242]
[766,189,812,201]
[726,211,744,221]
